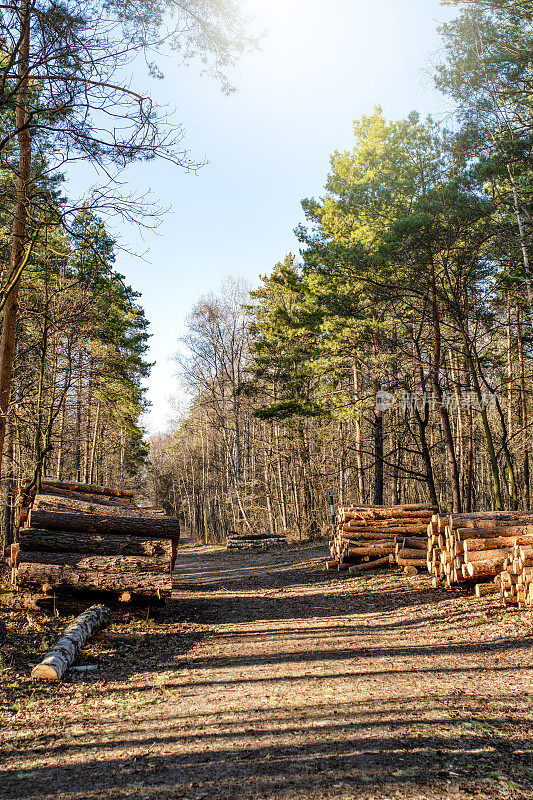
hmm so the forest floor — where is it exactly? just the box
[0,536,532,800]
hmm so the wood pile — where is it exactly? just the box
[227,532,286,550]
[427,511,533,591]
[328,503,438,572]
[12,479,179,601]
[495,543,533,608]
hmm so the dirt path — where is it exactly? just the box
[1,538,533,800]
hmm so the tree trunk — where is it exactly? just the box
[517,305,530,509]
[75,350,83,481]
[352,362,365,503]
[89,400,101,484]
[0,0,32,477]
[428,261,461,512]
[55,391,67,480]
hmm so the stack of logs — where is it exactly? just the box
[227,532,287,550]
[328,503,438,572]
[11,479,180,601]
[495,543,533,608]
[427,511,533,599]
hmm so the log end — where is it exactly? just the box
[31,663,60,682]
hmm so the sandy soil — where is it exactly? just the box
[1,536,532,800]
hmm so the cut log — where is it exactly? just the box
[343,503,436,513]
[464,548,512,563]
[19,529,173,557]
[16,563,172,597]
[464,535,533,552]
[348,555,391,572]
[16,551,170,574]
[33,494,148,518]
[466,558,507,579]
[29,509,180,539]
[475,583,498,597]
[400,537,427,551]
[455,525,533,541]
[31,604,111,682]
[339,531,399,541]
[24,479,134,499]
[450,515,533,530]
[398,548,427,559]
[346,545,394,558]
[397,557,427,567]
[38,486,133,507]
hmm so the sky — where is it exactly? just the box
[68,0,457,434]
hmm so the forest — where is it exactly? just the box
[1,5,533,799]
[1,0,532,550]
[0,0,251,550]
[150,0,533,540]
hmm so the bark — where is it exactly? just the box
[55,392,66,480]
[428,260,461,512]
[33,494,153,518]
[31,479,134,499]
[38,486,133,507]
[29,508,180,539]
[397,556,427,567]
[349,555,390,571]
[19,529,173,557]
[464,535,533,552]
[75,350,83,481]
[3,419,15,549]
[463,345,503,510]
[506,296,513,440]
[0,0,32,476]
[467,559,506,579]
[17,550,170,574]
[31,604,111,682]
[516,306,530,509]
[347,545,394,558]
[352,362,365,503]
[89,400,101,484]
[17,562,172,597]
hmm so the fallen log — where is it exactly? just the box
[31,604,111,682]
[29,509,180,539]
[19,529,173,557]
